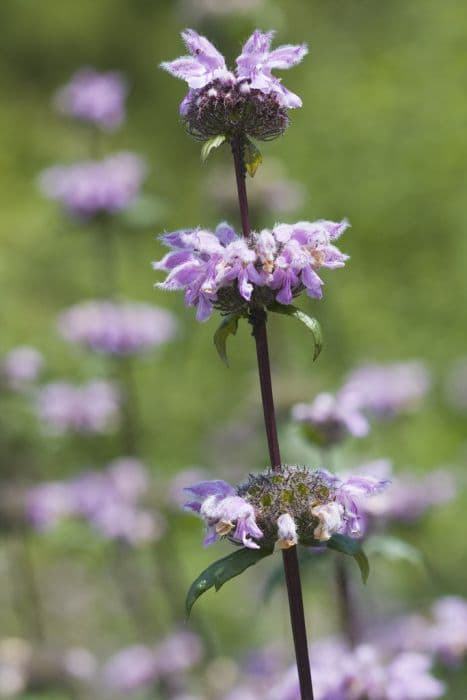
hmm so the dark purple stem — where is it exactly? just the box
[231,135,314,700]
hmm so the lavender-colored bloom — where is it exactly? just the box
[319,470,390,538]
[336,645,445,700]
[39,152,147,219]
[155,630,203,676]
[161,29,307,140]
[185,466,388,550]
[27,458,164,545]
[342,361,431,418]
[270,641,444,700]
[58,300,177,355]
[1,346,44,391]
[363,467,455,523]
[429,596,467,666]
[54,68,128,130]
[153,220,349,321]
[102,631,203,692]
[367,597,467,669]
[102,645,158,692]
[162,28,306,108]
[236,30,307,108]
[36,380,120,434]
[292,391,369,447]
[26,481,77,530]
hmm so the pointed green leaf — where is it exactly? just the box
[201,134,226,162]
[269,303,323,361]
[327,534,369,583]
[213,313,241,367]
[365,535,425,570]
[186,547,272,617]
[244,138,263,177]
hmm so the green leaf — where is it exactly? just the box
[269,303,323,361]
[327,534,370,583]
[365,535,425,570]
[186,547,272,617]
[201,134,226,162]
[244,138,263,177]
[213,313,241,367]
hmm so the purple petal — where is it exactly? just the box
[160,57,206,83]
[266,44,308,69]
[196,295,214,322]
[240,29,275,57]
[182,29,226,71]
[184,480,235,500]
[215,222,237,246]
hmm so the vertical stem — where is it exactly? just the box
[231,136,251,237]
[231,137,314,700]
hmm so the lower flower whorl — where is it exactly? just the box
[184,466,388,551]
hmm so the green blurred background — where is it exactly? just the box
[0,0,466,697]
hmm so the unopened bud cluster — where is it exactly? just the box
[183,79,289,142]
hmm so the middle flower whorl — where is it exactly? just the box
[153,219,349,321]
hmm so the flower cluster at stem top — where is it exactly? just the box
[161,29,307,140]
[153,219,349,321]
[184,466,388,551]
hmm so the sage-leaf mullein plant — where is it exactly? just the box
[154,29,388,699]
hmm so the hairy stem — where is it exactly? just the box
[231,135,314,700]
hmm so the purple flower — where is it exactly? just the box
[337,646,445,700]
[161,29,233,90]
[319,470,390,538]
[102,631,203,692]
[184,466,388,550]
[342,361,431,418]
[102,645,158,691]
[269,641,445,700]
[153,220,349,321]
[292,391,370,447]
[155,630,203,676]
[36,380,120,434]
[27,458,164,545]
[162,28,307,108]
[26,481,77,530]
[429,596,467,666]
[1,346,44,391]
[58,300,177,355]
[363,467,455,523]
[54,68,128,130]
[236,30,308,108]
[39,152,147,219]
[161,29,307,140]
